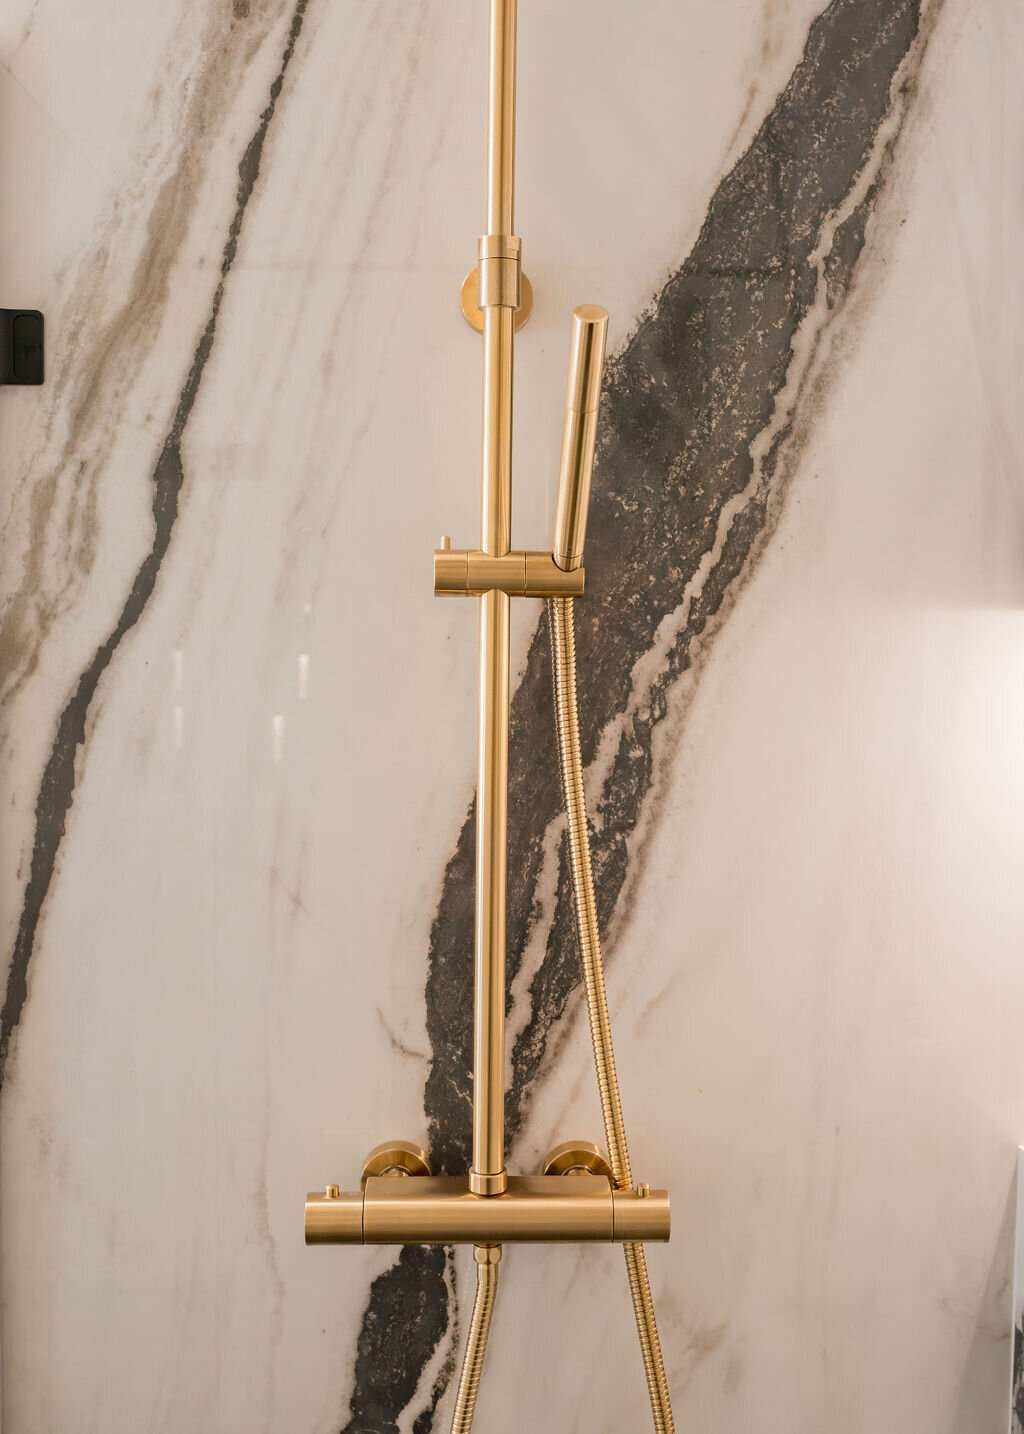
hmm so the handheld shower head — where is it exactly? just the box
[553,304,609,572]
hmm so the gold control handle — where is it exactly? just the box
[553,305,609,572]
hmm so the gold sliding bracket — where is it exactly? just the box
[434,547,585,598]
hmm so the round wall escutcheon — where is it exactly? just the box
[541,1140,613,1179]
[460,269,534,333]
[361,1141,433,1189]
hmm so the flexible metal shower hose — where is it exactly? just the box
[449,597,675,1434]
[548,595,676,1434]
[450,1247,500,1434]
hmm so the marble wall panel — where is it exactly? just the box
[1,1,1022,1430]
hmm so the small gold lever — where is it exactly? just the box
[553,305,609,572]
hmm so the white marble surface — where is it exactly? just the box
[1,1,1023,1431]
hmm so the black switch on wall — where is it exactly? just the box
[1,310,44,385]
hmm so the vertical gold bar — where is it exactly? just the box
[486,0,516,236]
[481,307,514,554]
[471,0,517,1197]
[473,587,509,1193]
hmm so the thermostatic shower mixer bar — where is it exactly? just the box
[304,3,676,1429]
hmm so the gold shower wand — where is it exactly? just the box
[554,304,609,572]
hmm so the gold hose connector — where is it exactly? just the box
[450,1245,501,1434]
[548,595,676,1434]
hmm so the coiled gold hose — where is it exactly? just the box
[450,1245,501,1434]
[548,595,676,1434]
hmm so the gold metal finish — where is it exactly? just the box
[468,1169,508,1197]
[486,0,516,235]
[450,1247,501,1434]
[434,545,469,592]
[477,234,522,310]
[549,600,632,1190]
[477,234,521,261]
[524,550,585,596]
[306,1,674,1426]
[481,309,513,557]
[306,1188,362,1243]
[542,1140,613,1179]
[549,594,676,1431]
[472,588,509,1196]
[478,258,520,311]
[467,0,521,1204]
[554,306,609,571]
[359,1141,432,1188]
[461,268,534,333]
[434,548,585,598]
[304,1175,670,1245]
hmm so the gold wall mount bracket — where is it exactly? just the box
[461,268,534,332]
[360,1141,433,1187]
[542,1140,614,1179]
[461,234,533,332]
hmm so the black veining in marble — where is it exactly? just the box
[343,1246,454,1434]
[0,0,309,1083]
[341,0,934,1428]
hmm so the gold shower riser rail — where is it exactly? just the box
[304,0,675,1427]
